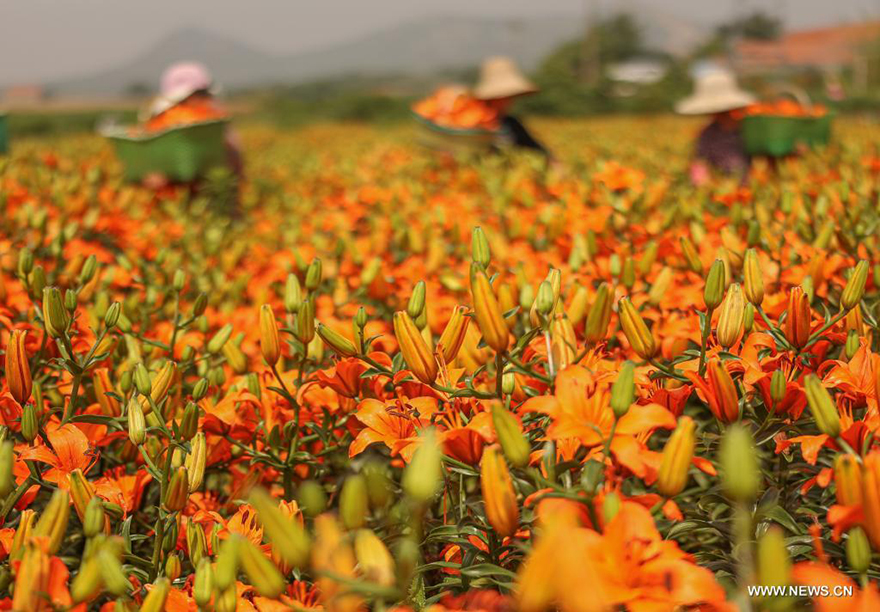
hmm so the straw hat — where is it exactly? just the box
[473,56,538,100]
[675,69,755,115]
[159,62,216,106]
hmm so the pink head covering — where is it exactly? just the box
[159,62,214,104]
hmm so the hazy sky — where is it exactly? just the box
[2,0,878,83]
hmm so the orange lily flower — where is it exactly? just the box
[349,397,439,462]
[18,423,97,486]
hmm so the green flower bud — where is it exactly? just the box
[402,428,442,502]
[602,491,621,523]
[339,474,369,530]
[17,248,34,277]
[284,274,302,313]
[491,405,529,468]
[305,257,322,291]
[29,266,47,301]
[192,378,209,401]
[296,299,315,344]
[64,288,78,313]
[704,259,726,311]
[193,559,214,607]
[207,323,234,354]
[100,302,119,330]
[21,404,38,443]
[297,481,328,518]
[846,330,860,360]
[842,260,869,311]
[83,497,106,538]
[0,442,14,498]
[42,286,69,338]
[472,226,491,268]
[719,424,760,501]
[191,292,208,317]
[79,255,98,286]
[621,257,636,289]
[535,280,554,317]
[610,361,635,419]
[804,374,841,437]
[770,370,786,405]
[407,281,427,320]
[355,306,368,329]
[127,399,146,446]
[133,363,152,396]
[172,269,186,292]
[846,526,871,574]
[178,402,199,442]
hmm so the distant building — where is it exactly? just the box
[607,59,667,97]
[732,22,880,74]
[3,84,46,105]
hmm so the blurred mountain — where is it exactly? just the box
[51,11,704,94]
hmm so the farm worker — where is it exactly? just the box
[142,62,243,188]
[676,68,755,186]
[473,56,551,157]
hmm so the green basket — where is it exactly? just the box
[412,113,498,154]
[742,113,833,156]
[105,119,229,182]
[0,114,8,156]
[742,115,802,157]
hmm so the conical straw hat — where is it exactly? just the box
[473,56,538,100]
[675,70,755,115]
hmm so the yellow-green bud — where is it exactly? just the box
[214,535,241,592]
[402,428,442,502]
[704,259,726,310]
[298,480,327,517]
[846,526,871,574]
[316,323,358,357]
[284,273,302,313]
[42,286,69,338]
[0,442,13,498]
[610,361,635,419]
[770,370,786,405]
[491,405,529,468]
[133,363,152,397]
[127,399,146,446]
[804,374,841,437]
[193,559,214,607]
[83,497,106,538]
[339,474,369,530]
[472,226,491,268]
[305,258,322,291]
[207,323,234,354]
[192,292,208,317]
[846,330,860,360]
[756,526,791,589]
[407,281,427,319]
[535,281,554,317]
[172,269,186,292]
[719,424,760,501]
[21,404,38,443]
[841,260,869,311]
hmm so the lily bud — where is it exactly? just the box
[178,402,199,442]
[127,399,146,445]
[83,497,106,538]
[835,453,863,507]
[407,280,427,319]
[845,330,859,360]
[215,537,242,591]
[610,361,635,418]
[584,282,613,344]
[316,323,359,357]
[354,529,395,587]
[703,260,726,310]
[139,578,170,612]
[21,403,38,443]
[437,306,470,364]
[185,432,207,491]
[862,452,880,548]
[340,474,369,530]
[472,226,491,268]
[193,559,214,607]
[93,368,120,417]
[191,292,208,317]
[138,361,177,415]
[804,374,841,437]
[172,269,186,292]
[707,359,739,422]
[249,488,311,568]
[846,527,871,574]
[480,445,519,537]
[491,405,529,468]
[71,554,103,603]
[68,468,97,522]
[743,249,764,306]
[719,424,760,501]
[657,416,695,497]
[0,442,13,498]
[680,236,703,274]
[259,304,281,366]
[716,283,745,348]
[785,287,811,349]
[207,323,234,354]
[192,377,209,401]
[222,338,248,374]
[841,260,869,311]
[298,480,328,517]
[33,488,71,554]
[163,466,190,511]
[743,302,755,334]
[305,257,322,291]
[535,280,555,318]
[403,428,442,502]
[239,538,285,598]
[133,363,152,396]
[756,526,791,590]
[6,330,32,405]
[284,273,302,313]
[621,257,636,289]
[103,301,121,329]
[618,297,656,359]
[770,370,786,405]
[295,299,316,344]
[42,286,69,338]
[185,517,208,567]
[393,311,438,384]
[647,267,673,306]
[470,264,509,353]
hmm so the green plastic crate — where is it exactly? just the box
[412,113,498,153]
[105,119,229,182]
[0,114,8,156]
[742,115,802,157]
[742,113,833,156]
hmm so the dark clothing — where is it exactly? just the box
[695,120,749,175]
[499,115,549,156]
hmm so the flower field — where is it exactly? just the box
[2,115,880,611]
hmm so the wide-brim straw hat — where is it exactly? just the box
[675,70,755,115]
[473,56,538,100]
